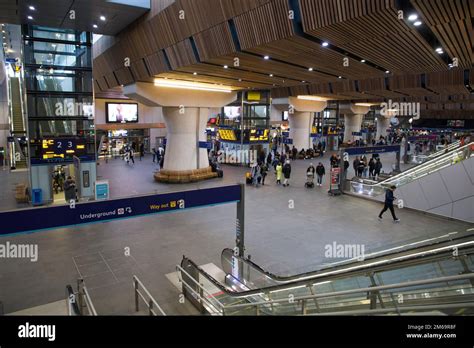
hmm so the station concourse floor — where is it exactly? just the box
[0,153,471,315]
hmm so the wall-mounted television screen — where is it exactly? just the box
[106,103,138,123]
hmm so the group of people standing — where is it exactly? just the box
[353,155,383,179]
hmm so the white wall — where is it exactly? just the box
[373,156,474,223]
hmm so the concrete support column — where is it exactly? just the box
[272,97,327,151]
[289,111,313,150]
[376,116,391,139]
[123,82,237,182]
[343,114,364,142]
[162,107,209,171]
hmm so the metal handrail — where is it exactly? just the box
[352,141,473,189]
[425,140,461,159]
[215,240,474,299]
[308,302,474,316]
[81,284,97,316]
[176,264,225,312]
[223,273,474,311]
[133,275,166,316]
[66,285,81,316]
[75,279,97,316]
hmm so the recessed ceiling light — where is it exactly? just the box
[238,78,242,82]
[269,74,273,77]
[322,42,329,47]
[302,80,306,83]
[338,76,342,79]
[408,14,418,21]
[100,16,106,21]
[436,50,443,54]
[223,65,228,69]
[27,16,33,20]
[93,24,98,28]
[193,72,197,75]
[308,67,313,71]
[414,21,422,26]
[385,70,390,74]
[29,5,35,10]
[435,47,442,52]
[361,59,366,63]
[263,55,270,60]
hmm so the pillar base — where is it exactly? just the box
[154,166,218,183]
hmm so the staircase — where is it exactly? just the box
[9,77,27,169]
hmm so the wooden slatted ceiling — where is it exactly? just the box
[411,0,473,68]
[233,0,294,48]
[144,51,170,76]
[175,60,309,86]
[247,37,386,79]
[93,0,273,84]
[300,0,448,73]
[193,22,236,61]
[426,69,470,95]
[95,86,130,100]
[202,53,337,84]
[159,71,265,89]
[358,77,408,98]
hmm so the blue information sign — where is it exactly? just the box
[198,141,212,149]
[343,145,401,156]
[0,185,241,236]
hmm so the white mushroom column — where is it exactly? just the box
[340,104,371,143]
[272,97,327,150]
[376,114,391,140]
[124,82,237,179]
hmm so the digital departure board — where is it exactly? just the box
[249,129,269,142]
[218,129,237,142]
[42,138,87,160]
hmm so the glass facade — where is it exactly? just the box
[23,25,95,165]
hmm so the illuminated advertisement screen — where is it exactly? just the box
[42,138,87,160]
[106,103,138,123]
[224,106,241,119]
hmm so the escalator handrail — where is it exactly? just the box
[221,231,472,284]
[425,140,460,159]
[223,272,474,310]
[354,141,473,189]
[182,237,474,300]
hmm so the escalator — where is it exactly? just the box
[9,77,28,169]
[178,230,474,315]
[349,141,473,198]
[348,142,474,223]
[411,140,461,164]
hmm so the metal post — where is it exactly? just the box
[148,299,154,316]
[236,183,245,257]
[199,283,205,314]
[77,279,84,315]
[301,299,307,315]
[134,278,139,312]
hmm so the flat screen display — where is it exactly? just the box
[106,103,138,123]
[42,138,87,160]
